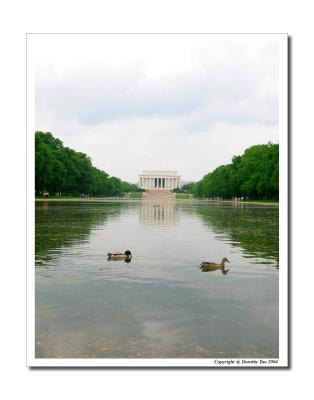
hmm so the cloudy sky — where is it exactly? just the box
[33,34,279,183]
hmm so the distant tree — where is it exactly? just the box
[35,131,142,196]
[192,143,279,200]
[181,182,195,192]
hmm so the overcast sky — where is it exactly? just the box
[33,34,279,183]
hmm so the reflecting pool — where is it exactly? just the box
[35,200,279,358]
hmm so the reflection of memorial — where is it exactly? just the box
[140,200,179,225]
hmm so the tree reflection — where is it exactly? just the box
[35,201,126,265]
[190,203,279,267]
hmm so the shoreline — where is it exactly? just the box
[35,197,279,206]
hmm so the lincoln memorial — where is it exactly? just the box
[139,170,181,190]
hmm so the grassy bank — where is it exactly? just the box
[175,193,193,199]
[35,193,143,201]
[191,198,279,206]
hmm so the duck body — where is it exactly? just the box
[107,250,132,260]
[200,257,230,274]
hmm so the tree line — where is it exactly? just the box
[35,131,142,196]
[192,143,279,200]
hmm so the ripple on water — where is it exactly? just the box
[35,201,279,358]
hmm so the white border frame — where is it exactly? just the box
[27,33,288,367]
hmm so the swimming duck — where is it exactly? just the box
[107,250,132,260]
[200,257,230,274]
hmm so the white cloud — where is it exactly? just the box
[33,34,279,182]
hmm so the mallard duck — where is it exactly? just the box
[107,250,132,260]
[200,257,230,274]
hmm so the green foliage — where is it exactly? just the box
[192,143,279,200]
[35,131,142,196]
[173,182,195,193]
[126,192,143,199]
[172,187,183,193]
[181,182,195,192]
[175,193,193,199]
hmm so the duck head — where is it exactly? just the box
[222,257,230,264]
[124,250,132,257]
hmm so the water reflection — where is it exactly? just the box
[36,201,279,270]
[200,264,230,275]
[139,200,178,225]
[35,200,279,359]
[35,201,124,265]
[185,203,279,267]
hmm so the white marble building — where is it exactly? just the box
[138,170,181,190]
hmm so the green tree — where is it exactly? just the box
[35,131,142,196]
[192,143,279,200]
